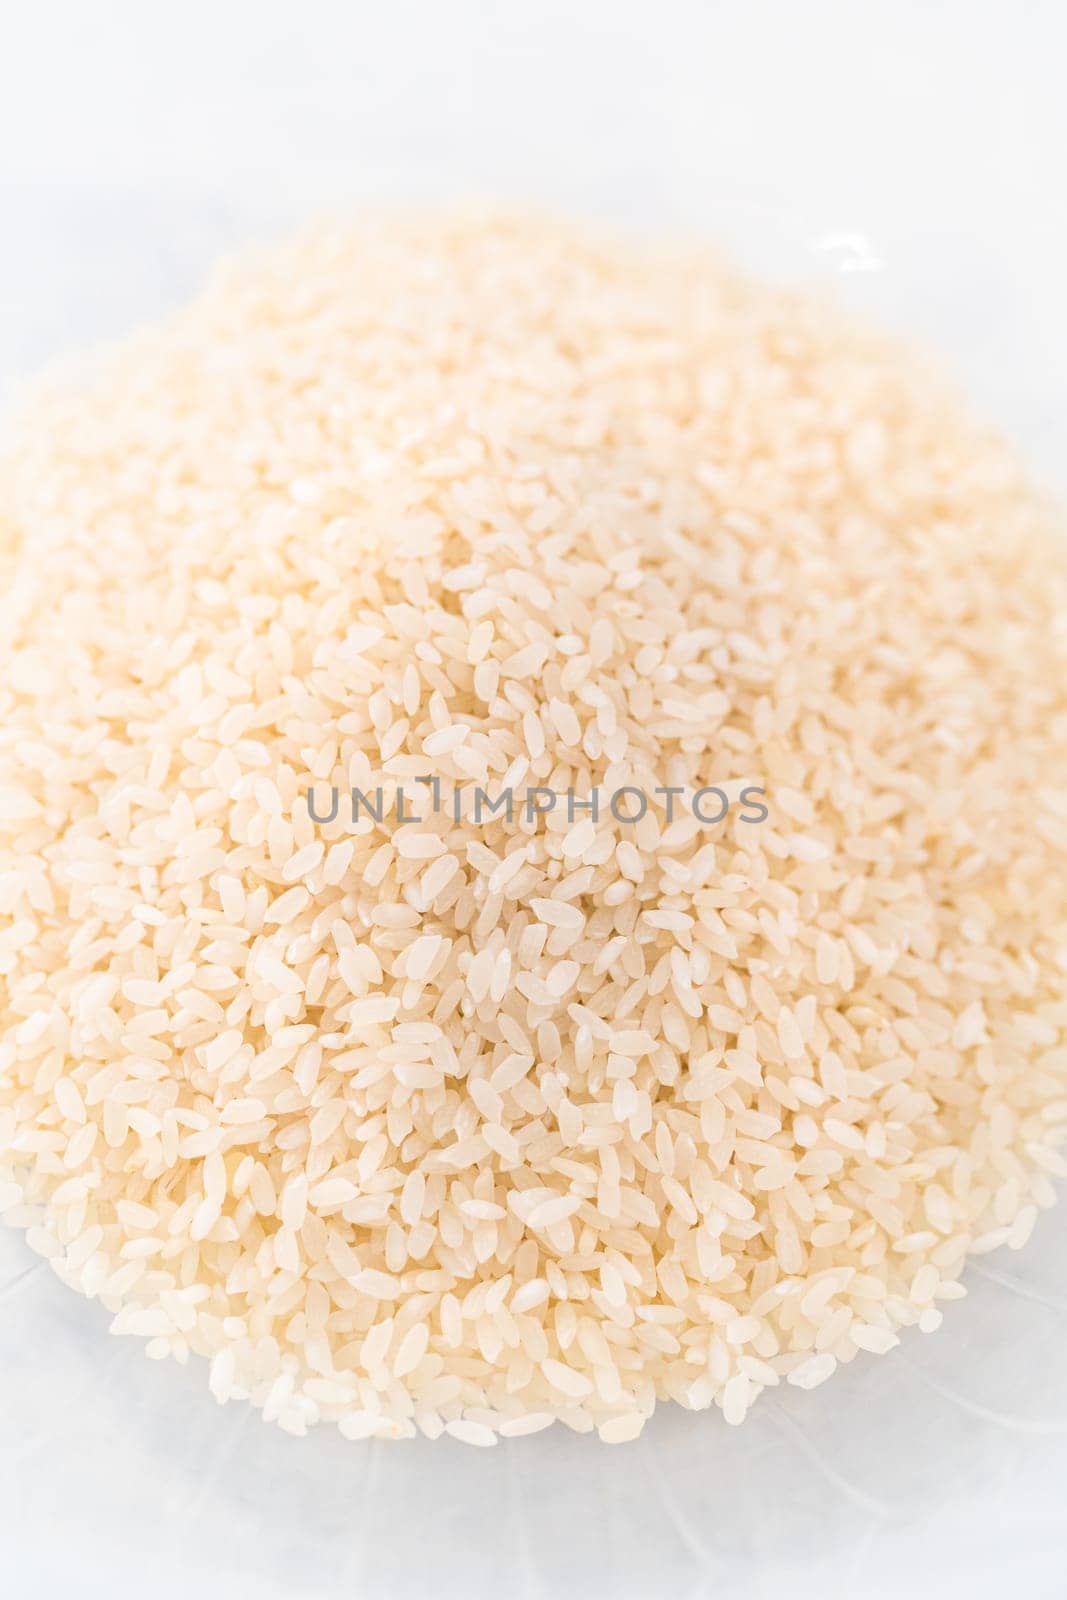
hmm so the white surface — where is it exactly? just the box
[1,3,1065,1596]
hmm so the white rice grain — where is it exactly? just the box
[0,209,1064,1449]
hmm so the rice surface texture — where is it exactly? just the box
[1,212,1065,1444]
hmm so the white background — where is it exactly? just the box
[1,3,1065,1597]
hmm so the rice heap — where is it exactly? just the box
[1,213,1065,1445]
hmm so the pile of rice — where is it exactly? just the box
[1,213,1065,1445]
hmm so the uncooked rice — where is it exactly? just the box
[1,211,1066,1444]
